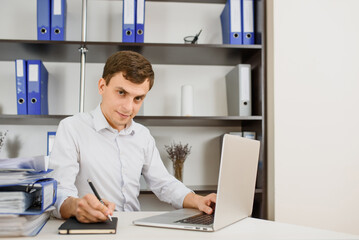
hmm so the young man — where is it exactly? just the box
[50,51,216,223]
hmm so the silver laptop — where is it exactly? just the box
[133,134,260,232]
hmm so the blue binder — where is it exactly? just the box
[220,0,243,45]
[242,0,255,44]
[0,178,57,215]
[27,60,49,115]
[135,0,145,43]
[123,0,136,42]
[37,0,51,40]
[51,0,66,41]
[15,59,28,115]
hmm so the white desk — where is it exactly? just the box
[14,212,359,240]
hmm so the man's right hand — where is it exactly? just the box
[60,194,115,223]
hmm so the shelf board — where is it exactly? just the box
[0,115,262,126]
[134,115,262,126]
[0,40,262,66]
[140,185,264,194]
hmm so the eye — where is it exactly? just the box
[135,96,143,102]
[118,91,125,95]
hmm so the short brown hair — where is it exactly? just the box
[102,51,154,89]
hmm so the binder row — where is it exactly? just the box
[37,0,66,41]
[37,0,255,44]
[123,0,145,43]
[220,0,255,45]
[15,59,49,115]
[37,0,144,42]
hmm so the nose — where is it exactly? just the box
[121,97,133,114]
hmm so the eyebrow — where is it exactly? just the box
[116,87,147,99]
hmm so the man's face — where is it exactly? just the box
[98,72,150,131]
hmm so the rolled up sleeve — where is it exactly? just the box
[48,119,80,219]
[142,136,192,209]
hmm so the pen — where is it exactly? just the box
[191,29,202,44]
[87,179,112,221]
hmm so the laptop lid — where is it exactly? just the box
[213,134,260,231]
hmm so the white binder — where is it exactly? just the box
[225,64,252,116]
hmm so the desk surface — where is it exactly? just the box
[14,212,359,240]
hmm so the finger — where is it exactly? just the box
[85,194,110,215]
[202,194,216,214]
[83,207,108,222]
[80,195,108,222]
[82,200,108,222]
[76,214,92,223]
[102,199,116,215]
[206,193,217,203]
[77,198,106,222]
[201,204,214,215]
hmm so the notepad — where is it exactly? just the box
[58,217,118,234]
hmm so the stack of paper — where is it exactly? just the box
[0,190,34,213]
[0,211,51,237]
[0,155,49,172]
[0,169,52,186]
[0,156,57,237]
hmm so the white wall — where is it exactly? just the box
[0,1,236,191]
[269,0,359,235]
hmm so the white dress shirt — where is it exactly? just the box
[49,105,192,218]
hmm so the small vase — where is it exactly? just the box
[173,159,185,182]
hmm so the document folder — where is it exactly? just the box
[135,0,145,43]
[220,0,243,44]
[37,0,51,40]
[27,60,48,115]
[15,59,28,115]
[242,0,255,44]
[225,64,252,116]
[51,0,66,41]
[0,178,57,215]
[123,0,135,42]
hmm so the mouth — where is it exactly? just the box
[117,111,131,119]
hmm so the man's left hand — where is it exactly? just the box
[183,192,217,214]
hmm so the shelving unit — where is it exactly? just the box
[0,0,266,219]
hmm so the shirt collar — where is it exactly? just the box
[91,104,136,136]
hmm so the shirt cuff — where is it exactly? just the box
[172,185,193,209]
[52,190,78,219]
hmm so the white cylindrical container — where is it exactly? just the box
[181,85,193,116]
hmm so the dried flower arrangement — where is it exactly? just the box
[0,130,8,153]
[164,142,191,182]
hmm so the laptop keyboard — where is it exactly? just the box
[176,213,214,225]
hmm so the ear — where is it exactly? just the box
[98,78,106,95]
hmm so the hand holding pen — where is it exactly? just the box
[87,179,113,221]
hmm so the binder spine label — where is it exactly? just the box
[124,0,135,24]
[243,0,254,32]
[54,0,62,15]
[16,60,24,77]
[137,0,145,24]
[230,0,241,32]
[29,65,39,83]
